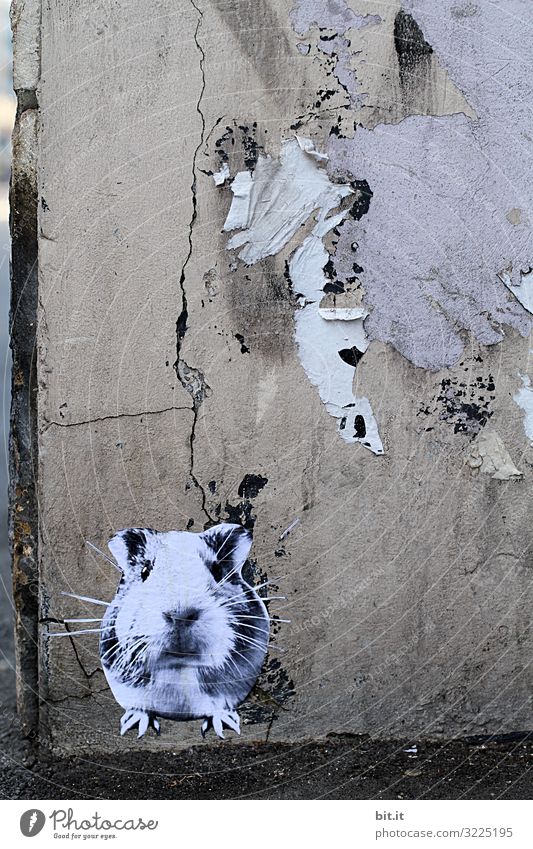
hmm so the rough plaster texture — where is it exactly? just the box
[10,0,533,752]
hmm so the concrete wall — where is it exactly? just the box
[11,0,533,753]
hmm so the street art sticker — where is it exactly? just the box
[53,524,277,739]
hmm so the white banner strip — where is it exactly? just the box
[2,800,532,848]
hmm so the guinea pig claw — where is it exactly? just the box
[201,711,240,739]
[137,712,149,738]
[222,710,240,735]
[120,709,137,736]
[211,715,224,739]
[119,709,157,738]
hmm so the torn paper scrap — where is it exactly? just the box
[213,162,230,186]
[318,307,368,322]
[222,135,383,454]
[294,304,382,453]
[467,431,522,480]
[514,373,533,444]
[223,136,352,265]
[499,267,533,314]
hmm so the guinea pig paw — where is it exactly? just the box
[212,714,225,739]
[222,710,241,735]
[119,709,154,738]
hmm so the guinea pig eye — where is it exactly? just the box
[140,561,153,582]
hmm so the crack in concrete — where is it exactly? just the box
[173,0,215,528]
[62,624,101,682]
[42,405,193,431]
[45,686,109,705]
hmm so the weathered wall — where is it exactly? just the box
[11,0,533,752]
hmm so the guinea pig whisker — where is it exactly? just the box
[85,540,121,572]
[222,595,286,609]
[235,630,273,650]
[63,618,103,624]
[237,614,291,623]
[217,578,282,605]
[230,619,270,637]
[217,563,242,587]
[219,587,273,605]
[100,633,144,664]
[237,632,282,652]
[61,591,110,607]
[113,637,147,666]
[231,647,259,672]
[213,529,238,560]
[224,657,256,686]
[47,628,103,637]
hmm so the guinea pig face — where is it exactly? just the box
[107,523,255,670]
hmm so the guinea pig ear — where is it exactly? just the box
[200,523,253,583]
[108,528,150,572]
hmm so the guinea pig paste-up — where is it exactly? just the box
[100,523,269,739]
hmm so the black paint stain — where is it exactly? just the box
[225,500,255,531]
[323,257,345,294]
[349,180,373,221]
[222,474,269,530]
[214,126,234,164]
[418,371,496,435]
[394,10,433,88]
[238,474,268,499]
[234,333,250,354]
[238,123,262,172]
[235,557,295,725]
[354,415,366,438]
[338,346,364,368]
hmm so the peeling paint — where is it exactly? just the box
[290,0,381,37]
[418,372,495,436]
[467,432,522,481]
[212,162,230,185]
[499,267,533,315]
[223,135,383,452]
[223,136,352,265]
[289,0,531,375]
[290,217,383,452]
[318,306,367,321]
[514,374,533,445]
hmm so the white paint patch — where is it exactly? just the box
[291,223,383,454]
[223,136,352,265]
[499,267,533,315]
[514,373,533,444]
[212,162,230,186]
[318,307,368,321]
[467,431,522,481]
[223,136,384,453]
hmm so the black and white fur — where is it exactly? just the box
[99,523,269,739]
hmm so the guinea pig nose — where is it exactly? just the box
[163,609,200,626]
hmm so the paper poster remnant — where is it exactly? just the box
[514,374,533,445]
[223,136,383,453]
[213,162,230,186]
[499,267,533,315]
[467,431,522,481]
[223,136,352,265]
[289,208,383,453]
